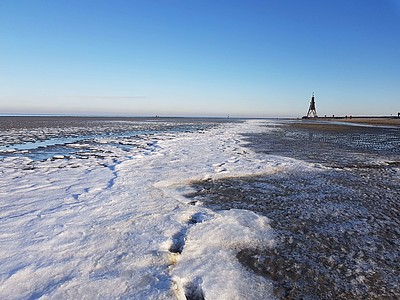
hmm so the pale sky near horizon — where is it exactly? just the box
[0,0,399,117]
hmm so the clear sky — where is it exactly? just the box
[1,0,399,117]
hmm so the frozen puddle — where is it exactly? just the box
[0,120,308,299]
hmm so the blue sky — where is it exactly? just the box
[0,0,399,117]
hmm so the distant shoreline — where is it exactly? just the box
[1,114,399,127]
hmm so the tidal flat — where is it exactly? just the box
[1,117,399,299]
[186,120,400,299]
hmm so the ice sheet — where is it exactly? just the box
[0,120,317,299]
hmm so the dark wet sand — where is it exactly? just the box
[333,117,400,127]
[298,117,400,129]
[186,121,400,299]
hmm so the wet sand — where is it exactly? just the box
[303,117,400,128]
[186,121,400,299]
[334,117,400,127]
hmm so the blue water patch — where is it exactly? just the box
[0,122,214,161]
[0,136,83,151]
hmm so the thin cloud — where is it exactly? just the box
[70,96,148,100]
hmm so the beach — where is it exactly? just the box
[304,117,400,128]
[188,119,400,299]
[0,117,399,299]
[2,0,399,298]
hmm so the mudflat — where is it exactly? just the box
[304,117,400,127]
[287,118,400,133]
[334,117,400,126]
[186,120,400,299]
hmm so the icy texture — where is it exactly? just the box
[188,121,400,299]
[171,209,275,300]
[0,119,291,299]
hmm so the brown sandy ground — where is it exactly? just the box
[288,118,400,133]
[334,117,400,127]
[300,117,400,128]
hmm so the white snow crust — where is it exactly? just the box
[0,120,320,299]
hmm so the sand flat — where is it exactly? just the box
[328,117,400,127]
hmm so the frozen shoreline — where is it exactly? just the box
[0,119,289,299]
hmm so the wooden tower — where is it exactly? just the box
[306,92,318,118]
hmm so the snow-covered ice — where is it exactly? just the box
[0,119,308,299]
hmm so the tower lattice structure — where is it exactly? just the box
[306,92,318,118]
